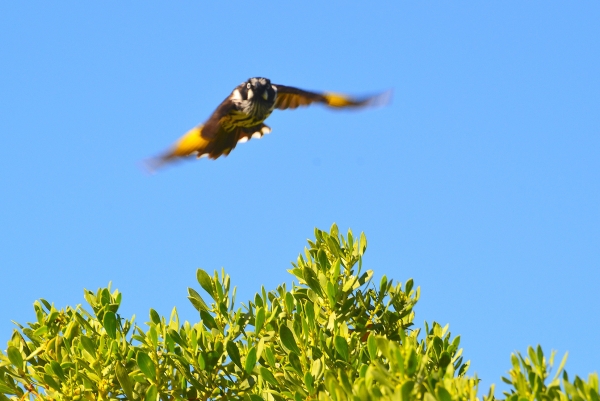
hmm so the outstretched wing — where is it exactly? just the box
[273,84,391,110]
[144,96,239,171]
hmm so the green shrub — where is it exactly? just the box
[1,225,597,401]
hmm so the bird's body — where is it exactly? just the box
[147,77,389,170]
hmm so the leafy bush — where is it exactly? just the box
[1,225,598,401]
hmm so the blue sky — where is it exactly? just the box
[1,1,599,395]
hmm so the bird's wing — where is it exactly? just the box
[201,97,237,139]
[273,84,391,110]
[143,96,239,171]
[146,122,272,170]
[143,124,211,172]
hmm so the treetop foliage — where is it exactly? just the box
[1,225,598,401]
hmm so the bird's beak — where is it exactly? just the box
[262,91,268,100]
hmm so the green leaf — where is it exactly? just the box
[311,359,323,380]
[43,374,61,391]
[359,232,367,254]
[80,336,96,356]
[379,275,388,295]
[553,352,569,382]
[317,249,329,270]
[198,352,206,370]
[255,307,265,333]
[40,298,52,311]
[137,351,156,381]
[245,346,257,374]
[149,309,161,325]
[424,393,437,401]
[200,310,218,330]
[305,301,315,329]
[0,382,15,395]
[6,346,23,368]
[367,334,377,360]
[259,366,279,387]
[115,362,134,400]
[536,345,544,368]
[33,325,48,337]
[528,346,538,367]
[196,269,215,300]
[285,292,295,313]
[401,381,415,401]
[437,387,452,401]
[439,351,451,369]
[226,341,242,369]
[330,223,339,238]
[168,329,187,347]
[334,335,349,361]
[326,281,336,305]
[50,361,66,382]
[145,384,158,401]
[288,352,303,375]
[327,237,341,258]
[405,278,414,294]
[187,288,209,312]
[249,396,265,401]
[280,325,301,355]
[302,267,324,297]
[304,371,315,395]
[103,311,117,339]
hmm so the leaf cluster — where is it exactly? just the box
[1,225,598,401]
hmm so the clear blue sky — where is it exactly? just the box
[1,2,598,395]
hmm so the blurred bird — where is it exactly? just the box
[146,77,391,170]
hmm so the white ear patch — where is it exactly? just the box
[238,136,249,143]
[231,89,242,101]
[247,89,254,100]
[271,85,277,92]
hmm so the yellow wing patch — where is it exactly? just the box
[144,125,211,172]
[323,93,358,108]
[170,125,210,157]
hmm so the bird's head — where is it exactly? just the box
[237,77,277,103]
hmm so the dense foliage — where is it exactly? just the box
[1,226,598,401]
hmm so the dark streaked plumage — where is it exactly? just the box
[147,77,390,170]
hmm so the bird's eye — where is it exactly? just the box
[247,83,251,89]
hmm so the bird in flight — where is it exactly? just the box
[146,77,390,170]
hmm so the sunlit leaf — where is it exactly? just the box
[116,362,134,400]
[245,346,257,374]
[200,310,218,330]
[255,307,265,333]
[137,351,156,381]
[43,374,60,391]
[334,335,349,361]
[196,268,215,300]
[226,341,242,369]
[103,311,117,339]
[187,288,209,312]
[6,346,23,368]
[145,384,158,401]
[149,309,161,325]
[259,366,279,387]
[50,361,66,382]
[280,325,301,355]
[302,267,324,297]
